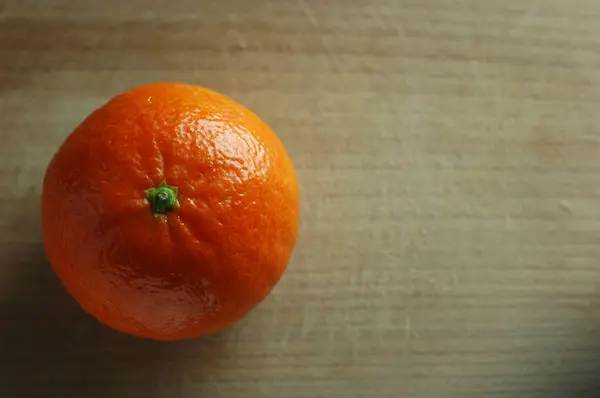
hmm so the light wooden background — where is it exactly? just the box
[2,1,600,397]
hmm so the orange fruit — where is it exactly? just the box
[41,83,299,341]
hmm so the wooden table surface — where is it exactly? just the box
[2,1,600,397]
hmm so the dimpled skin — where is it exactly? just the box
[41,83,299,341]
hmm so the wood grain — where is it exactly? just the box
[2,0,600,397]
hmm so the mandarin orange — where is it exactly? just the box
[41,83,299,341]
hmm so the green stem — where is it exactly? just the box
[145,181,179,217]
